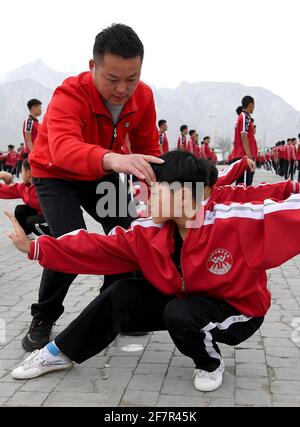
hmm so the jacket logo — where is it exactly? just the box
[124,122,130,128]
[207,249,233,275]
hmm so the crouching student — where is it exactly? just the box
[5,150,300,392]
[0,159,50,239]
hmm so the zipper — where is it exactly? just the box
[109,125,118,150]
[181,276,186,292]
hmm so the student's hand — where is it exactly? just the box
[0,172,13,185]
[4,211,31,254]
[102,153,164,185]
[247,158,256,172]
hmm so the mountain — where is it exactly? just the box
[0,79,53,150]
[0,60,299,152]
[0,59,72,90]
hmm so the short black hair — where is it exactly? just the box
[189,130,196,137]
[203,136,210,141]
[27,99,42,110]
[242,96,255,109]
[93,23,144,62]
[158,119,167,128]
[151,150,218,200]
[236,106,243,115]
[180,125,188,133]
[8,145,15,150]
[22,158,31,172]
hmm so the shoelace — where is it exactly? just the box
[193,369,218,380]
[20,349,42,367]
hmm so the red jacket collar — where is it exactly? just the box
[87,72,138,119]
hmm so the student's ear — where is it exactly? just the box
[89,59,95,72]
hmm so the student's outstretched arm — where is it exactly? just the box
[236,194,300,270]
[216,156,255,187]
[214,180,300,204]
[5,211,139,275]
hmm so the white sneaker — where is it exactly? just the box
[193,359,225,392]
[12,347,74,380]
[26,233,36,241]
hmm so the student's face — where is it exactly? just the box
[150,183,197,225]
[160,123,168,132]
[21,167,32,184]
[249,102,255,114]
[183,128,189,136]
[90,54,142,105]
[31,104,42,117]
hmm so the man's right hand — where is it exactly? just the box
[102,153,164,184]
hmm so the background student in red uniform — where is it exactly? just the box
[23,24,163,352]
[231,96,257,186]
[158,119,169,154]
[187,130,196,154]
[0,159,50,238]
[3,145,18,174]
[8,150,300,393]
[23,99,42,156]
[177,125,189,150]
[200,136,213,160]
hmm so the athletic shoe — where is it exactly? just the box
[12,347,73,380]
[193,359,225,392]
[22,318,54,352]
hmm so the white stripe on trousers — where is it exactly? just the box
[201,314,252,361]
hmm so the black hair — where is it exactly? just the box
[236,106,243,115]
[93,23,144,62]
[203,136,210,141]
[189,130,196,137]
[22,158,31,172]
[180,125,188,133]
[151,150,218,200]
[158,119,167,128]
[8,145,15,150]
[242,96,255,109]
[27,99,42,110]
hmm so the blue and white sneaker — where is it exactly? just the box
[12,347,73,380]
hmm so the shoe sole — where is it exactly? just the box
[12,363,74,380]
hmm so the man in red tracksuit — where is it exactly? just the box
[23,24,162,352]
[7,150,300,392]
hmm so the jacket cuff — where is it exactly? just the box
[88,147,111,178]
[28,241,39,260]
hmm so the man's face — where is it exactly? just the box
[90,54,142,105]
[182,128,189,136]
[204,138,210,145]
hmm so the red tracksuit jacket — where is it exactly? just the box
[29,72,161,181]
[0,183,42,212]
[29,185,300,317]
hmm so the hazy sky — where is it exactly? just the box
[1,0,300,110]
